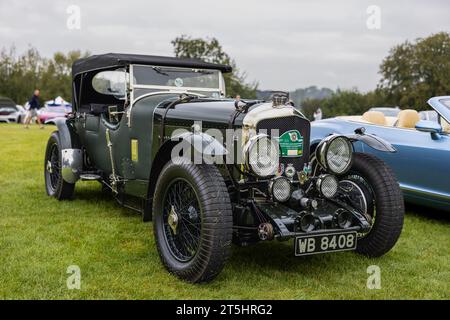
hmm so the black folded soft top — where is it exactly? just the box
[72,53,232,78]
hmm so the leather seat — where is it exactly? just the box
[442,119,450,133]
[362,111,386,126]
[396,109,420,128]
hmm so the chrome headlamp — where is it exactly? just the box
[316,174,339,199]
[244,134,279,177]
[269,176,292,202]
[316,135,353,175]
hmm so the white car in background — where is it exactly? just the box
[16,105,27,123]
[0,97,26,123]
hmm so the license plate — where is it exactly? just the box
[294,231,357,256]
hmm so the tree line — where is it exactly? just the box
[0,36,258,105]
[1,32,449,116]
[0,47,89,104]
[302,32,450,119]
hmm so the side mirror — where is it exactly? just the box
[416,120,443,140]
[415,120,442,133]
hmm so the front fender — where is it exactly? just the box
[54,117,74,150]
[145,131,228,221]
[54,118,83,183]
[346,131,396,153]
[172,131,228,156]
[311,120,396,153]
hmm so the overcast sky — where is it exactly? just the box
[1,0,449,92]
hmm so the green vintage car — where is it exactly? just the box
[44,53,404,283]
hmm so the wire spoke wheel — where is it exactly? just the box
[312,152,377,237]
[345,153,404,257]
[339,174,376,238]
[162,179,202,262]
[48,143,61,192]
[44,132,75,200]
[152,162,232,283]
[311,151,404,257]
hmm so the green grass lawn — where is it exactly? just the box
[0,123,449,300]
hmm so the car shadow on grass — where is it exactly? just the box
[72,183,389,280]
[73,184,141,218]
[229,240,371,277]
[406,203,450,223]
[74,185,110,201]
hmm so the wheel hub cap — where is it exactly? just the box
[163,179,202,262]
[168,205,179,235]
[46,160,52,173]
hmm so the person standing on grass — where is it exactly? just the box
[24,89,44,129]
[313,107,323,121]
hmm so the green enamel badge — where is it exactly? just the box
[278,130,303,157]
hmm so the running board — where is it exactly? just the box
[115,193,145,214]
[80,173,102,181]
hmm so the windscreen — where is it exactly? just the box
[438,99,450,133]
[440,99,450,110]
[133,65,221,92]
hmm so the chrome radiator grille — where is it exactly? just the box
[256,116,311,172]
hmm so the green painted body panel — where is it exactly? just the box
[73,94,173,196]
[73,94,263,198]
[154,100,245,128]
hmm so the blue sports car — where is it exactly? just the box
[311,96,450,211]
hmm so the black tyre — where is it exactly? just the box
[345,153,404,257]
[44,132,75,200]
[152,161,233,283]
